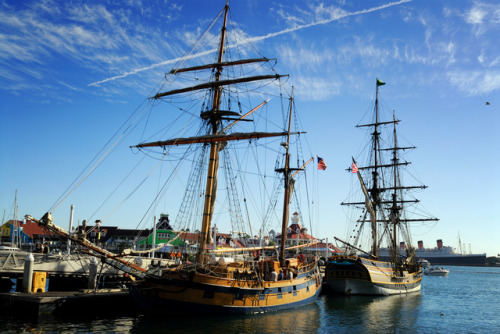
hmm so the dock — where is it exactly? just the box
[0,288,137,318]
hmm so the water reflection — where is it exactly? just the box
[320,293,422,332]
[132,303,322,334]
[0,315,137,334]
[2,268,498,333]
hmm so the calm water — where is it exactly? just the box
[1,266,498,333]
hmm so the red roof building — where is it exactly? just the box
[0,219,55,245]
[275,212,317,245]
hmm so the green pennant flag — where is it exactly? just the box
[376,78,386,86]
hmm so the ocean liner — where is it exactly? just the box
[414,239,486,265]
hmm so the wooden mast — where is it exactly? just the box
[129,3,293,264]
[279,88,294,266]
[197,4,229,263]
[371,79,381,257]
[391,111,399,262]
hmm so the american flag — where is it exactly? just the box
[317,157,327,170]
[352,163,359,173]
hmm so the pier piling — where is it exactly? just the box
[22,253,34,293]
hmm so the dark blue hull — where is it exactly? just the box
[416,255,486,266]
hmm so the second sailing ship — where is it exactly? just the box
[324,79,439,295]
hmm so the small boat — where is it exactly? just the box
[324,79,439,296]
[424,267,449,276]
[418,259,431,269]
[0,245,20,252]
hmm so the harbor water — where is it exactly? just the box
[0,265,498,333]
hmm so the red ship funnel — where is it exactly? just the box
[400,241,405,249]
[437,239,443,250]
[418,240,423,249]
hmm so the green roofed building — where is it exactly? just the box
[136,214,184,250]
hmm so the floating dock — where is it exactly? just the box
[0,288,135,317]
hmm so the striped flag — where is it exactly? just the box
[352,163,359,173]
[317,157,327,170]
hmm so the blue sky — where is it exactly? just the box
[1,0,499,256]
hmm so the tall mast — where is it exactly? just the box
[343,79,439,259]
[391,111,399,261]
[132,3,291,263]
[197,4,229,263]
[279,88,294,266]
[371,79,381,257]
[12,190,18,248]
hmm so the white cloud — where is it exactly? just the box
[279,45,332,71]
[441,41,456,66]
[0,0,185,98]
[293,76,341,101]
[490,56,500,67]
[89,0,412,87]
[275,7,306,27]
[442,6,452,18]
[67,4,115,25]
[30,0,62,16]
[312,3,348,22]
[464,2,500,35]
[1,0,421,101]
[447,70,500,96]
[465,7,487,24]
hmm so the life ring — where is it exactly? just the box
[297,254,305,263]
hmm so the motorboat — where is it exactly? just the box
[418,259,431,269]
[424,266,449,276]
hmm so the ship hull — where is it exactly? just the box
[130,262,322,315]
[323,256,421,296]
[415,254,486,266]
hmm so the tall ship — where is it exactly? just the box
[324,79,439,295]
[28,3,321,314]
[414,239,486,265]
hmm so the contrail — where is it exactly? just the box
[244,0,412,44]
[89,0,411,87]
[88,50,214,87]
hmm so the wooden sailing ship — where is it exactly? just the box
[30,3,321,314]
[324,79,439,295]
[127,3,321,314]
